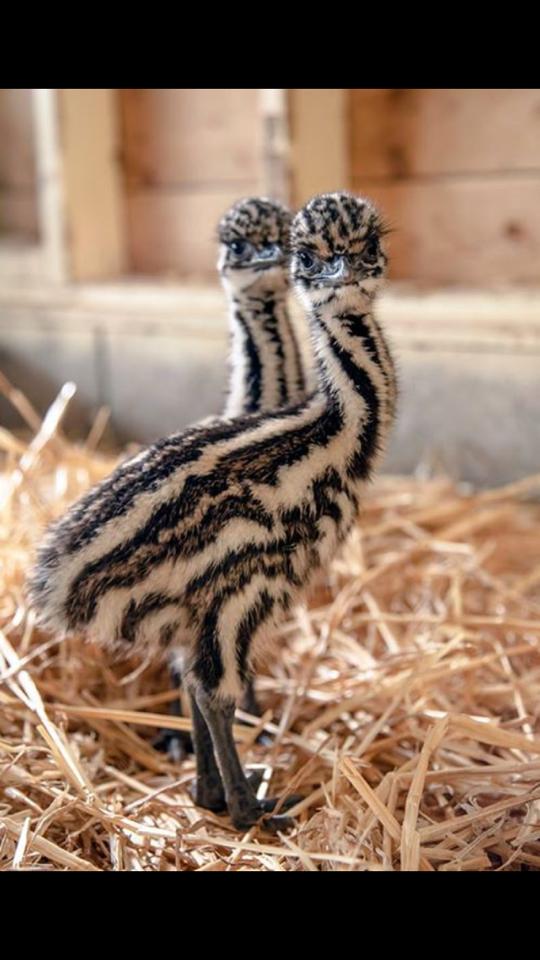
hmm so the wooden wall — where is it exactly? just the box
[3,88,538,289]
[118,89,264,279]
[288,89,349,206]
[0,89,39,242]
[349,89,540,286]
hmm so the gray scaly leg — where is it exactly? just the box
[193,687,300,831]
[189,692,227,812]
[155,669,271,760]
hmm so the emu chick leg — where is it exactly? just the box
[189,692,227,812]
[193,688,298,832]
[155,669,268,761]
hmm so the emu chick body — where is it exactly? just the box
[29,192,396,829]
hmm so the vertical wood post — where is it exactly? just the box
[31,88,68,285]
[58,89,127,281]
[259,89,290,204]
[288,89,350,207]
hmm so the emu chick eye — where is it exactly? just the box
[298,250,316,270]
[229,239,248,257]
[363,237,379,262]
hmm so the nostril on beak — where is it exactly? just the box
[325,256,352,282]
[255,244,282,264]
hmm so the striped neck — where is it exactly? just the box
[224,284,305,418]
[306,287,394,480]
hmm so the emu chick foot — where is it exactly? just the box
[230,793,303,832]
[191,769,268,815]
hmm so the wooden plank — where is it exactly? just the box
[0,89,76,286]
[0,194,38,240]
[28,89,67,285]
[59,89,127,281]
[1,90,125,283]
[0,243,50,285]
[352,176,540,285]
[125,186,260,278]
[4,283,539,345]
[288,89,349,205]
[350,89,540,178]
[119,89,263,187]
[0,89,36,188]
[0,89,38,240]
[260,89,289,202]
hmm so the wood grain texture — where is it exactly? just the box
[288,89,349,205]
[350,89,540,178]
[0,195,39,240]
[353,176,540,285]
[0,89,36,187]
[0,89,38,239]
[59,89,127,281]
[119,89,263,186]
[118,89,264,276]
[350,89,540,285]
[126,187,260,278]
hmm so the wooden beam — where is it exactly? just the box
[0,89,69,287]
[349,89,540,285]
[118,88,265,277]
[350,89,540,178]
[352,176,540,285]
[288,89,349,207]
[58,89,127,281]
[0,89,39,241]
[0,90,127,285]
[259,89,290,203]
[32,89,68,285]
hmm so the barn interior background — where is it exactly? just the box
[1,88,539,485]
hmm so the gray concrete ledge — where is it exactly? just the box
[1,282,539,486]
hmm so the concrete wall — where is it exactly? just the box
[1,284,539,487]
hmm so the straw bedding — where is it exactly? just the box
[1,377,540,871]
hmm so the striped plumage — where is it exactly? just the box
[219,197,305,417]
[29,192,397,830]
[158,197,308,755]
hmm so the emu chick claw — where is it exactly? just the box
[230,792,303,832]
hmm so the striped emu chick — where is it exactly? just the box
[157,197,308,759]
[219,197,305,417]
[29,192,396,831]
